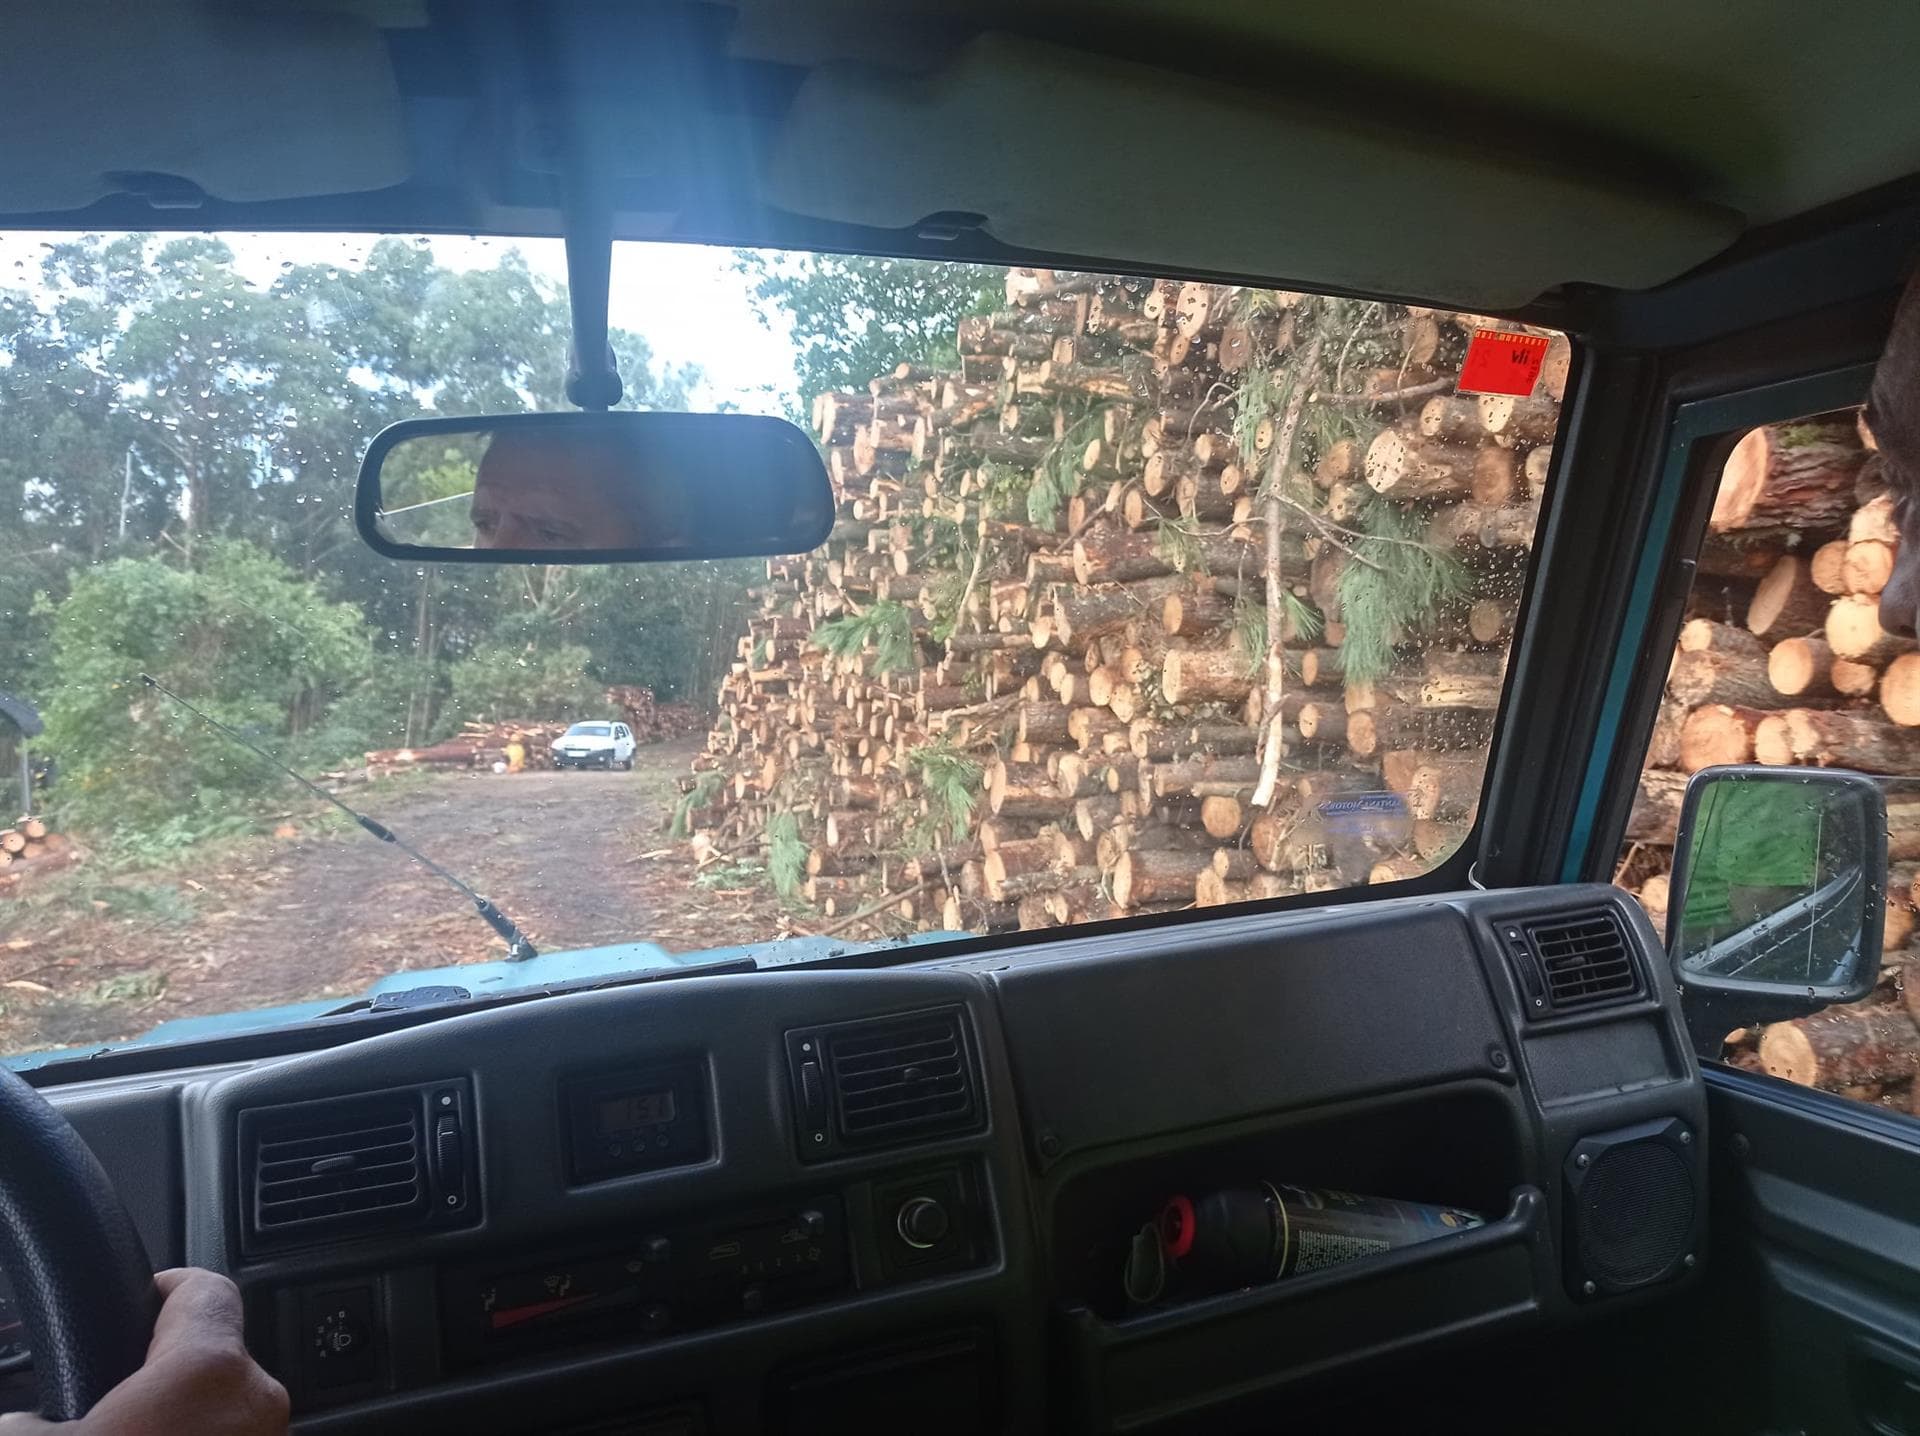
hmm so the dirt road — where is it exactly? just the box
[0,739,791,1055]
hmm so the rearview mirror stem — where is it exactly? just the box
[560,167,622,411]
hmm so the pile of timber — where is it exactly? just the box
[0,813,81,895]
[366,720,572,774]
[683,268,1564,934]
[1732,965,1920,1117]
[1618,408,1920,1109]
[604,686,703,744]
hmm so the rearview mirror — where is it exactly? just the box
[355,411,835,563]
[1666,764,1884,1053]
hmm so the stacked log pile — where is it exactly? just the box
[604,686,703,744]
[0,813,81,896]
[1617,409,1920,1112]
[366,720,573,775]
[684,269,1565,935]
[362,696,701,778]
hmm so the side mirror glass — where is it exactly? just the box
[1667,764,1884,1048]
[356,411,835,564]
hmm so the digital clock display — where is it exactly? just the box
[595,1090,675,1133]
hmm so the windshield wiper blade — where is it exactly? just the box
[138,673,539,961]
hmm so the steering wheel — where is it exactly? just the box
[0,1067,156,1420]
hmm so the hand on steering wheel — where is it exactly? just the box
[0,1066,279,1428]
[0,1270,287,1435]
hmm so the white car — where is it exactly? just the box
[551,720,636,770]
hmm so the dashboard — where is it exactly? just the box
[11,883,1705,1433]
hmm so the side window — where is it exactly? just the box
[1619,406,1920,1117]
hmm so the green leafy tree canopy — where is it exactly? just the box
[735,252,1000,403]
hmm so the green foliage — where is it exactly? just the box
[1334,503,1470,682]
[1231,590,1323,680]
[85,970,169,1006]
[813,600,916,675]
[925,571,970,644]
[5,232,725,858]
[1024,401,1107,532]
[39,540,372,838]
[734,252,1000,405]
[906,740,982,846]
[1774,421,1840,449]
[694,858,764,891]
[670,770,725,840]
[1025,458,1075,531]
[441,641,600,732]
[1153,520,1204,574]
[766,811,808,899]
[1233,366,1286,468]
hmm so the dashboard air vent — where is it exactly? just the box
[240,1080,473,1250]
[788,1006,982,1157]
[829,1009,977,1140]
[1515,908,1641,1013]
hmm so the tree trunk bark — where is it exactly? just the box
[1711,423,1865,533]
[1163,645,1258,705]
[1746,555,1828,640]
[1113,848,1213,908]
[1625,769,1687,842]
[1759,1004,1920,1088]
[1678,704,1766,771]
[1364,427,1479,500]
[1827,593,1917,666]
[1767,636,1836,699]
[1776,708,1920,773]
[1665,648,1781,710]
[1881,653,1920,727]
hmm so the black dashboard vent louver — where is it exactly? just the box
[825,1007,979,1146]
[242,1090,429,1247]
[1516,908,1642,1013]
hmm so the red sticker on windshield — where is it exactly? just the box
[1457,329,1549,397]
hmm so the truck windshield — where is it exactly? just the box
[0,231,1562,1061]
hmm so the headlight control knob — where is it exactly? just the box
[895,1195,950,1250]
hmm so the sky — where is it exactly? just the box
[0,229,803,415]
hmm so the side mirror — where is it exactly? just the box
[1666,764,1885,1054]
[356,411,836,564]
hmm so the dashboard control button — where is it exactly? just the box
[314,1309,367,1360]
[301,1285,379,1391]
[799,1208,827,1238]
[740,1284,767,1315]
[896,1196,950,1250]
[642,1303,673,1335]
[641,1235,672,1265]
[799,1060,824,1114]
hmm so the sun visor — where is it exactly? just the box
[0,3,409,211]
[764,34,1744,308]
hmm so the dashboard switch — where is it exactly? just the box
[301,1285,379,1391]
[896,1196,950,1250]
[433,1115,464,1199]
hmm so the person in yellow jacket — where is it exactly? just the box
[504,734,526,774]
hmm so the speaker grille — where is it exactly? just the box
[1564,1116,1699,1298]
[1575,1141,1694,1287]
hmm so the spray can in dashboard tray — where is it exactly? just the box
[1156,1184,1485,1296]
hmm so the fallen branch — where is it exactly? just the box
[1253,308,1330,811]
[802,876,939,940]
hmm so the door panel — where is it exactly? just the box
[1707,1067,1920,1435]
